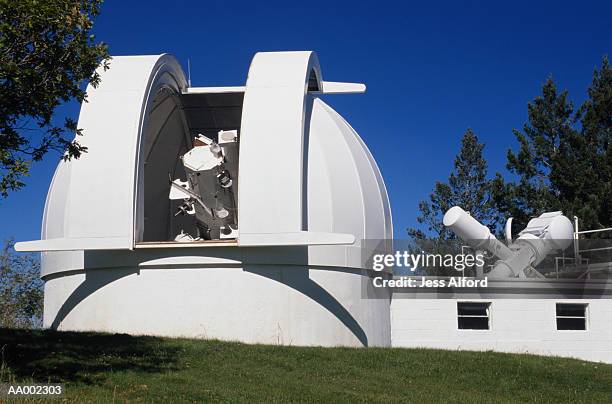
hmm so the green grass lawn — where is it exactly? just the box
[1,328,611,403]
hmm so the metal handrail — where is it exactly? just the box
[571,216,612,279]
[576,227,612,235]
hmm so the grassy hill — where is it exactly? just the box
[1,328,611,403]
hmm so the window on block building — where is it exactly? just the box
[556,303,588,331]
[457,302,490,330]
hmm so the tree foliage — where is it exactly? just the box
[494,57,611,232]
[408,129,499,240]
[0,240,42,328]
[0,0,110,197]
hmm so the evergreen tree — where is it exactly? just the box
[573,56,611,229]
[496,78,575,225]
[495,57,611,232]
[408,129,498,240]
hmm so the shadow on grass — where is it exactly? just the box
[0,328,180,385]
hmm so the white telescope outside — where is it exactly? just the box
[443,206,513,260]
[443,206,574,278]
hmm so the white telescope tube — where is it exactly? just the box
[443,206,513,260]
[444,206,574,278]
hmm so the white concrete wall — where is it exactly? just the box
[44,265,391,348]
[391,298,612,363]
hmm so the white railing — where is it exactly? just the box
[569,216,612,279]
[573,216,612,258]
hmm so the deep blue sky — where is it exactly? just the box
[1,0,610,243]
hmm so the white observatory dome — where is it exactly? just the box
[16,51,393,347]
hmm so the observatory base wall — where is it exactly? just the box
[391,298,612,364]
[42,264,391,347]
